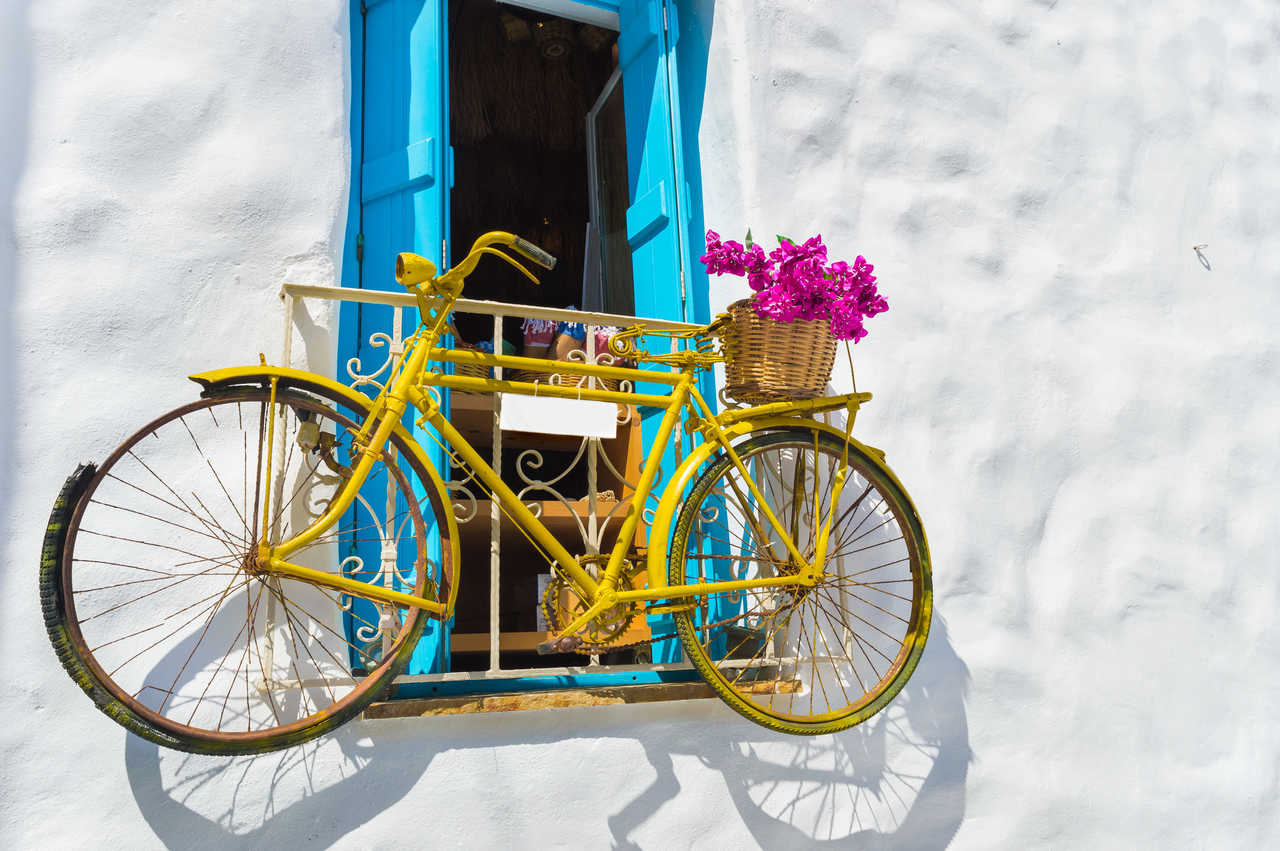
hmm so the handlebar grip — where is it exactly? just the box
[511,237,557,270]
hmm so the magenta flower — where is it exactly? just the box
[700,230,888,342]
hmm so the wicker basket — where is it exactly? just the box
[721,299,837,404]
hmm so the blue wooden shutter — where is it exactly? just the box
[618,0,689,325]
[618,0,699,663]
[342,0,451,675]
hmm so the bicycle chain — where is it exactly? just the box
[538,558,685,655]
[538,567,792,657]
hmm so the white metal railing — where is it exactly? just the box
[279,282,699,684]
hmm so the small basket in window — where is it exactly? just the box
[515,320,620,392]
[450,344,488,396]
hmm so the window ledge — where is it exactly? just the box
[363,680,717,719]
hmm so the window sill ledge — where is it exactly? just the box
[362,680,717,719]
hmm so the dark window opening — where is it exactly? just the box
[448,0,630,349]
[444,0,645,673]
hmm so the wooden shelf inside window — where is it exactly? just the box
[461,498,641,545]
[441,387,651,666]
[450,631,549,653]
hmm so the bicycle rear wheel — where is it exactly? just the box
[669,425,931,735]
[41,386,453,754]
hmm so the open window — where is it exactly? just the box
[448,0,631,345]
[341,0,702,699]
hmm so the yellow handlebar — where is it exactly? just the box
[394,231,558,297]
[511,236,557,270]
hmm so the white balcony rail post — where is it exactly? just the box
[489,312,503,673]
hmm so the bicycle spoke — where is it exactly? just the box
[814,602,868,696]
[75,572,244,594]
[57,388,455,749]
[726,601,799,689]
[303,503,422,550]
[77,527,239,566]
[103,579,242,673]
[73,556,220,577]
[836,535,905,558]
[179,415,253,543]
[263,581,351,703]
[269,455,325,530]
[206,576,263,731]
[831,587,910,625]
[810,604,852,708]
[265,579,382,670]
[824,482,875,551]
[814,587,900,663]
[831,496,886,553]
[268,585,337,718]
[311,584,390,640]
[79,557,238,623]
[88,498,242,548]
[672,427,928,732]
[823,577,915,604]
[124,450,246,555]
[188,489,248,558]
[824,556,911,580]
[156,572,245,715]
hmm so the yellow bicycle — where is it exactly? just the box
[41,231,932,754]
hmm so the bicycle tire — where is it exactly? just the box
[669,425,931,735]
[41,385,455,754]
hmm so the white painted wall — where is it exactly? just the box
[3,0,1277,847]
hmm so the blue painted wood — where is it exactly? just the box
[618,0,697,663]
[341,0,450,676]
[624,181,670,248]
[392,667,701,700]
[361,137,437,202]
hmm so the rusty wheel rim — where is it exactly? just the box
[59,391,434,747]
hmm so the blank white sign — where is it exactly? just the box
[499,393,618,439]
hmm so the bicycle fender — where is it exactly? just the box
[189,365,462,617]
[646,416,915,591]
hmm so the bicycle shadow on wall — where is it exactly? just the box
[608,616,971,849]
[123,615,968,848]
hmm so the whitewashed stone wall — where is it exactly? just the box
[2,1,1277,847]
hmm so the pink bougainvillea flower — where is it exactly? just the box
[700,229,889,342]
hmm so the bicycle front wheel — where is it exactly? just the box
[669,425,931,735]
[42,386,452,754]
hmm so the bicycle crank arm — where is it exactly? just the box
[262,556,446,616]
[534,592,617,655]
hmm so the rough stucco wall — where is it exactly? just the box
[2,0,1278,848]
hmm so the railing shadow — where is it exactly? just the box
[125,614,967,848]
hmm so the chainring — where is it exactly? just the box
[540,572,636,652]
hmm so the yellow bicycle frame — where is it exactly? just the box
[236,231,874,643]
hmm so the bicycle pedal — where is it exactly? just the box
[535,635,583,656]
